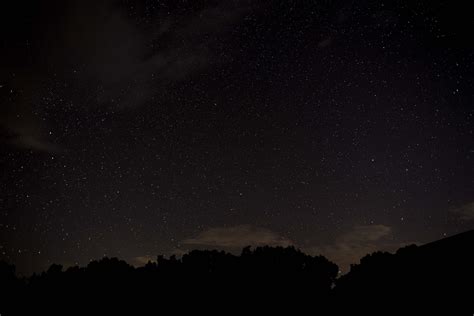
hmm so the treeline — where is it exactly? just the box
[1,230,473,315]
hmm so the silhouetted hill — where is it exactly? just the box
[419,229,474,254]
[335,230,474,314]
[1,231,473,315]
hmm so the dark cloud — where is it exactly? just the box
[0,0,249,150]
[30,0,247,107]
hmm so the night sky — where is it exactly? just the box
[1,0,472,275]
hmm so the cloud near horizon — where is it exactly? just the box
[136,224,418,271]
[450,202,474,221]
[182,225,293,249]
[131,255,156,266]
[306,225,416,272]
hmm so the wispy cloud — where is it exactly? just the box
[307,225,414,272]
[134,224,419,272]
[52,0,249,108]
[450,202,474,221]
[8,135,59,153]
[0,100,59,153]
[1,0,250,151]
[130,255,156,266]
[182,225,293,249]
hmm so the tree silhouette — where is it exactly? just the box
[1,231,473,315]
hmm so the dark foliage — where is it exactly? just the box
[334,230,474,314]
[0,246,337,314]
[1,231,473,315]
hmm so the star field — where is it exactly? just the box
[0,0,472,274]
